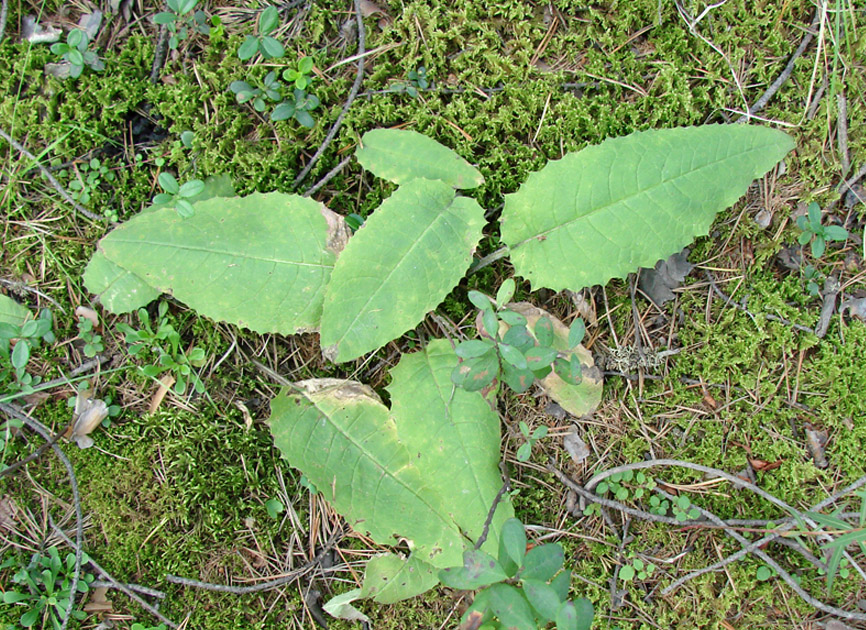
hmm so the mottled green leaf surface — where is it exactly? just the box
[388,340,512,547]
[0,295,31,326]
[356,128,484,189]
[501,125,794,291]
[92,193,342,333]
[359,553,439,603]
[83,254,162,314]
[320,179,485,362]
[269,379,465,568]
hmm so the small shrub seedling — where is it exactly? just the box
[1,546,95,630]
[153,172,206,218]
[440,518,593,630]
[283,56,314,90]
[797,201,848,258]
[618,556,656,582]
[0,308,54,395]
[116,301,206,395]
[49,29,104,78]
[237,6,284,60]
[76,316,104,358]
[270,88,320,127]
[154,0,209,50]
[516,421,548,462]
[452,280,586,395]
[59,159,117,220]
[230,71,283,113]
[391,66,430,97]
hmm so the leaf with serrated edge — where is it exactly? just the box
[388,340,513,548]
[95,193,346,334]
[321,179,485,362]
[357,128,484,189]
[0,295,31,326]
[501,125,794,291]
[359,553,439,604]
[500,303,602,417]
[269,379,464,567]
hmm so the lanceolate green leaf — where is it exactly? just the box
[268,379,465,568]
[320,179,485,362]
[388,340,513,548]
[0,295,31,326]
[92,194,346,334]
[501,125,794,291]
[356,128,484,189]
[359,553,439,604]
[83,254,162,314]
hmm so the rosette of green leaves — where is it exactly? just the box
[49,29,104,79]
[230,71,282,113]
[2,546,95,630]
[283,56,314,89]
[452,278,586,394]
[271,88,320,127]
[439,518,593,630]
[796,201,849,258]
[154,0,209,50]
[153,173,206,218]
[0,306,54,395]
[238,6,284,60]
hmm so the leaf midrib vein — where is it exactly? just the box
[511,143,775,249]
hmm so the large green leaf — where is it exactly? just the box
[500,125,794,291]
[269,379,465,568]
[85,175,238,314]
[0,295,31,326]
[388,340,512,547]
[359,553,439,603]
[82,254,161,314]
[356,128,484,189]
[91,193,346,334]
[320,178,485,362]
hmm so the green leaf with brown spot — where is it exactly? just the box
[356,128,484,189]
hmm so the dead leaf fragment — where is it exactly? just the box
[320,205,351,257]
[748,458,782,472]
[841,297,866,321]
[0,496,19,531]
[83,587,113,614]
[804,425,829,469]
[563,430,590,465]
[235,401,253,430]
[21,16,62,43]
[77,11,103,40]
[638,249,694,306]
[754,207,773,229]
[68,391,108,449]
[75,306,100,329]
[148,373,176,413]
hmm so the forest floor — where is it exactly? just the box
[1,0,865,629]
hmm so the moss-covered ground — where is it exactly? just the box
[1,0,865,628]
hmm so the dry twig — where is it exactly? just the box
[293,0,366,187]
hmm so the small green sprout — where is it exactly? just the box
[153,172,205,218]
[49,29,104,78]
[797,202,848,258]
[154,0,209,50]
[453,279,585,395]
[392,66,430,97]
[516,421,548,462]
[265,497,285,519]
[76,317,104,358]
[619,556,656,581]
[270,88,320,128]
[230,71,283,113]
[2,546,95,630]
[0,308,54,394]
[282,56,314,90]
[238,6,285,60]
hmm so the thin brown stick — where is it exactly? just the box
[655,487,866,623]
[0,420,73,478]
[303,154,353,197]
[50,520,177,628]
[474,474,512,551]
[293,0,366,187]
[166,526,345,594]
[737,7,821,121]
[0,127,103,222]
